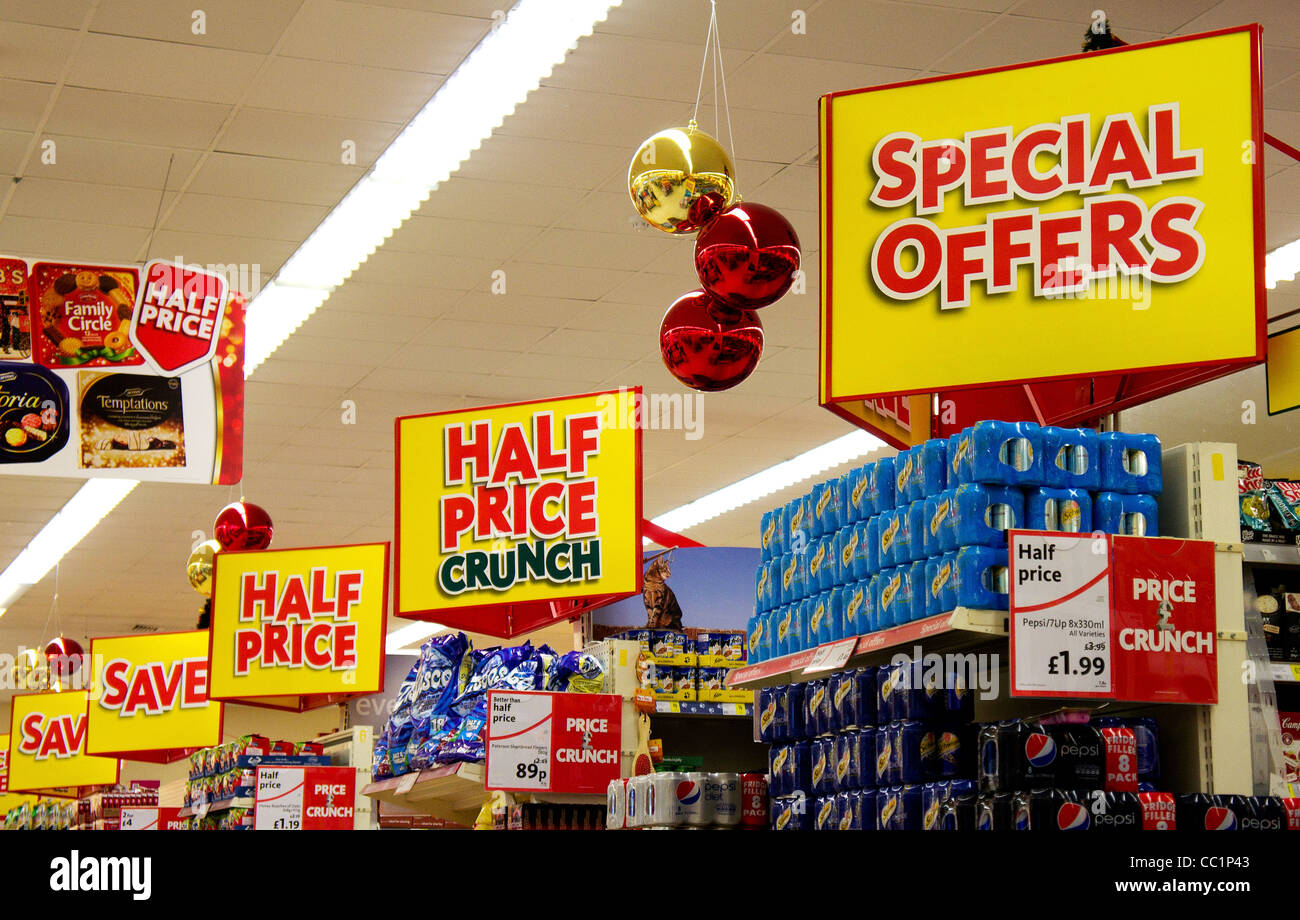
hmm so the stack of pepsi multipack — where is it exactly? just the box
[761,662,978,830]
[749,422,1164,663]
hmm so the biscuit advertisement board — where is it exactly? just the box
[819,27,1265,447]
[0,254,244,484]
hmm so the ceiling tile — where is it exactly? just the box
[217,107,401,165]
[89,0,300,53]
[186,152,364,206]
[27,136,201,189]
[0,1,94,29]
[1010,0,1220,33]
[7,175,167,226]
[0,78,55,132]
[0,21,80,83]
[277,0,487,72]
[67,33,264,105]
[46,86,231,148]
[246,56,440,122]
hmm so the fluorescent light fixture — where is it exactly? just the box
[385,621,450,655]
[0,479,138,616]
[242,0,623,377]
[648,430,887,536]
[1266,238,1300,289]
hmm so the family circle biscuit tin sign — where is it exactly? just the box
[208,542,389,711]
[85,630,223,763]
[819,27,1265,444]
[6,691,120,795]
[395,390,643,638]
[0,252,245,484]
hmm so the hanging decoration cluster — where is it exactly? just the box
[186,500,274,597]
[627,4,801,392]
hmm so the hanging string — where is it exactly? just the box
[688,2,737,160]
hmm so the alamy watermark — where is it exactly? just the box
[596,386,704,441]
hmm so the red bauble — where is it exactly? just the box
[213,501,274,551]
[45,636,84,678]
[659,290,763,392]
[694,202,801,309]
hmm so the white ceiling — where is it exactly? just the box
[1,0,1300,653]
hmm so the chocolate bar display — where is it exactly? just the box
[79,372,185,469]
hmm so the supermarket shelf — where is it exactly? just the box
[359,761,603,822]
[1272,662,1300,684]
[1242,542,1300,566]
[177,796,253,818]
[727,608,1009,690]
[652,700,752,718]
[360,762,487,825]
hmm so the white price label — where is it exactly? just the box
[486,692,553,791]
[803,638,857,674]
[120,808,158,831]
[1011,533,1112,697]
[254,766,305,831]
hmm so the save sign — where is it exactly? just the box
[86,631,223,763]
[7,691,119,794]
[396,390,642,638]
[208,542,389,710]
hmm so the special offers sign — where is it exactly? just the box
[7,691,119,795]
[85,630,222,763]
[396,390,642,637]
[209,542,389,710]
[820,27,1264,431]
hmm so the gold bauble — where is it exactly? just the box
[186,538,222,597]
[628,125,736,234]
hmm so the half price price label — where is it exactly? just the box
[1010,532,1112,698]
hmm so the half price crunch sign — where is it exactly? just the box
[397,390,642,636]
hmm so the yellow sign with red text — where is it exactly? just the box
[86,631,222,761]
[7,692,119,794]
[820,27,1264,403]
[395,390,643,632]
[208,542,389,703]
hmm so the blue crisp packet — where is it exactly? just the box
[452,642,538,717]
[372,732,391,779]
[407,632,472,768]
[433,698,490,765]
[547,651,606,693]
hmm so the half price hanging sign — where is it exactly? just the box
[396,390,643,637]
[129,259,230,375]
[208,542,389,711]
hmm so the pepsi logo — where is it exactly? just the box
[1057,802,1091,830]
[1024,732,1057,768]
[676,781,701,806]
[1205,807,1238,831]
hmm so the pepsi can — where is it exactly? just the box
[1030,788,1093,831]
[1088,790,1142,831]
[625,774,646,828]
[708,773,741,827]
[683,772,713,826]
[676,773,709,826]
[1047,722,1104,790]
[1228,794,1286,831]
[646,771,683,827]
[1139,791,1177,830]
